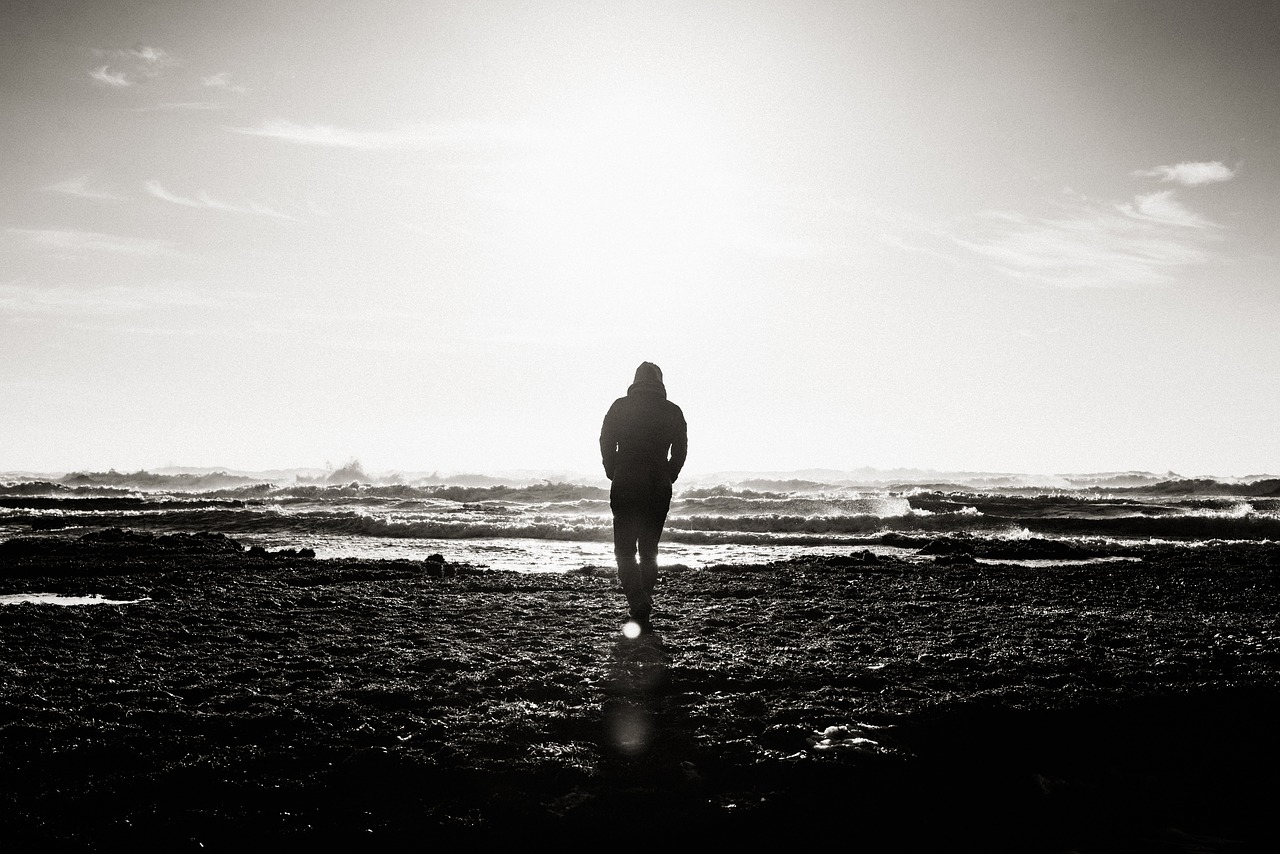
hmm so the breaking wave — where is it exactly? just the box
[3,474,1279,559]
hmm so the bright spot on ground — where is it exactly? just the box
[622,620,642,640]
[606,701,652,755]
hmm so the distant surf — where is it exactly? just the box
[2,469,1277,572]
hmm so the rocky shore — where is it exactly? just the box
[2,530,1278,850]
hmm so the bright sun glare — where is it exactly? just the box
[518,98,748,279]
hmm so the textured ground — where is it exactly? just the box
[2,530,1279,850]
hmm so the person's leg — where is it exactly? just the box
[636,513,663,602]
[613,513,649,619]
[635,471,670,622]
[635,468,673,621]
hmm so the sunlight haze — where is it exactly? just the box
[3,0,1278,477]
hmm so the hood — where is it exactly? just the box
[627,361,667,398]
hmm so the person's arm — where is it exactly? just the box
[667,405,688,482]
[599,402,620,480]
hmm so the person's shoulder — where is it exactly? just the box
[665,399,686,419]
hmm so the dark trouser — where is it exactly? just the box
[613,513,664,619]
[610,466,672,620]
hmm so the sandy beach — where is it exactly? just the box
[0,529,1277,850]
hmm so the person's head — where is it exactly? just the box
[634,362,663,384]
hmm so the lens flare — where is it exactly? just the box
[606,701,652,755]
[622,620,642,639]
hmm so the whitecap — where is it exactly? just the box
[0,593,149,607]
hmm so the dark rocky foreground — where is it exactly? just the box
[2,530,1279,851]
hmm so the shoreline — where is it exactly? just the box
[2,531,1278,848]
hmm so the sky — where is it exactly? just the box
[2,0,1278,478]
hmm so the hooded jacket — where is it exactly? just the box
[599,362,687,483]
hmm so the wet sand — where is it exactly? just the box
[2,530,1279,850]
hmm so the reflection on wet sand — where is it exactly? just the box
[603,629,671,758]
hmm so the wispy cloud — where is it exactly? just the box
[955,198,1220,288]
[201,71,247,93]
[42,172,127,202]
[829,199,966,266]
[132,101,227,112]
[6,228,180,259]
[144,180,294,220]
[0,281,222,317]
[229,119,545,151]
[129,46,171,67]
[88,45,174,88]
[954,161,1234,288]
[231,120,403,150]
[1134,161,1237,186]
[1118,190,1219,229]
[89,65,132,87]
[0,281,281,340]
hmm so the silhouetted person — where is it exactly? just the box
[600,362,687,632]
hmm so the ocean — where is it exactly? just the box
[3,470,1278,572]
